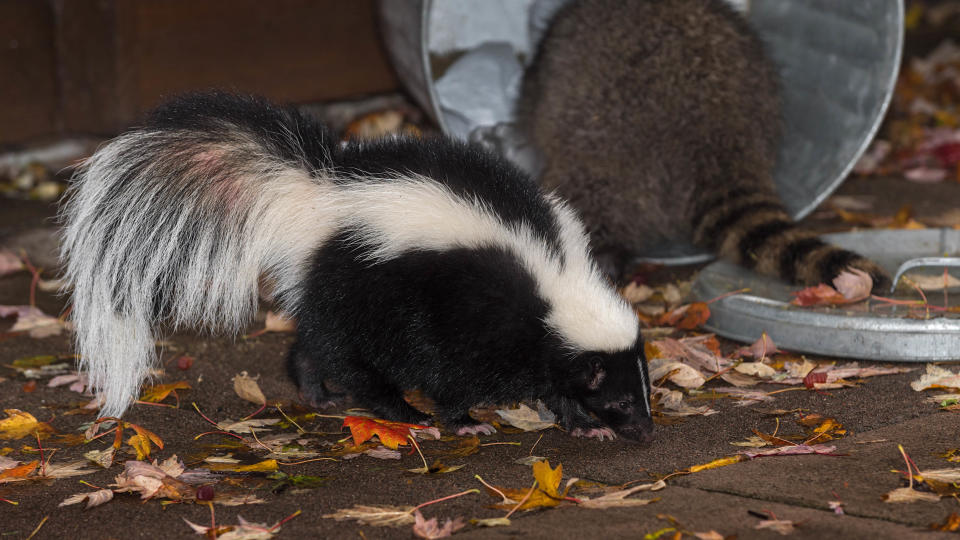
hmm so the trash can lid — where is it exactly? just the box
[692,229,960,362]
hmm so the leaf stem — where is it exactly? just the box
[504,481,537,519]
[411,489,480,513]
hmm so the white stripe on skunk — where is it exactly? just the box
[60,101,638,419]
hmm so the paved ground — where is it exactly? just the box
[1,177,959,540]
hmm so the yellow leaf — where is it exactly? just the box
[139,381,190,403]
[0,409,54,440]
[234,459,279,472]
[128,434,151,460]
[687,455,746,473]
[532,460,563,498]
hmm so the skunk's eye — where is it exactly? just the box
[618,401,630,409]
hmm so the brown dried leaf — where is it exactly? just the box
[412,510,465,539]
[59,488,114,509]
[233,371,267,405]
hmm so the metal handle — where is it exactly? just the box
[890,257,960,293]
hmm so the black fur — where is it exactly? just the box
[289,237,652,439]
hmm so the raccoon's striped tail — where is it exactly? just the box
[691,187,891,293]
[59,93,339,418]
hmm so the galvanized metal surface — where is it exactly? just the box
[378,0,904,263]
[692,230,960,362]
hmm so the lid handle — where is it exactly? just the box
[890,257,960,293]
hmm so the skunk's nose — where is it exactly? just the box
[616,418,655,443]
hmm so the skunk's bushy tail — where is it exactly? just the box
[59,93,339,417]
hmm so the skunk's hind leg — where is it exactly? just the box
[286,340,345,409]
[341,365,433,425]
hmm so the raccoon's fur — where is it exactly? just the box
[519,0,890,290]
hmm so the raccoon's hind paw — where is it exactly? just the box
[842,257,891,295]
[570,427,617,441]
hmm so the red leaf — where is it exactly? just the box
[342,416,433,450]
[657,302,710,329]
[790,284,849,306]
[803,371,828,389]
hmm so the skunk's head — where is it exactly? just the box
[572,341,653,442]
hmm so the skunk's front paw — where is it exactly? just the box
[451,423,497,436]
[570,427,617,441]
[299,388,346,410]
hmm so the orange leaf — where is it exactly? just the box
[139,381,190,403]
[0,460,38,483]
[342,416,431,450]
[489,460,570,511]
[657,302,710,329]
[790,284,849,306]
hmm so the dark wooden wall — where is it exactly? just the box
[0,0,399,146]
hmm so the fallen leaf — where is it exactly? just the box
[931,512,960,532]
[577,480,665,509]
[688,455,746,473]
[884,487,941,503]
[323,504,416,527]
[0,249,24,276]
[217,418,280,434]
[0,305,69,337]
[0,460,37,483]
[621,282,654,304]
[755,519,797,535]
[47,373,87,393]
[342,416,439,450]
[902,272,960,290]
[734,361,777,378]
[412,510,465,539]
[734,333,779,359]
[739,444,838,459]
[496,402,557,431]
[59,489,113,509]
[139,381,190,404]
[0,409,54,440]
[911,364,960,391]
[365,446,401,460]
[790,284,850,306]
[657,302,710,329]
[488,460,569,511]
[648,359,706,388]
[83,448,115,468]
[407,460,465,475]
[184,515,283,539]
[233,372,267,405]
[471,517,511,527]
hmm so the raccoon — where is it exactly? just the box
[519,0,890,291]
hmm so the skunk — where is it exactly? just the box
[519,0,891,291]
[60,92,653,441]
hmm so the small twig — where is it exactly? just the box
[79,480,104,490]
[705,287,751,304]
[268,509,303,531]
[0,497,17,505]
[207,501,216,535]
[248,427,272,452]
[277,457,338,465]
[243,401,267,421]
[529,433,544,456]
[764,387,810,396]
[504,481,537,519]
[898,444,914,489]
[409,434,429,471]
[134,400,176,409]
[193,431,244,441]
[35,430,46,477]
[411,489,479,513]
[191,402,220,428]
[475,474,510,503]
[25,516,48,540]
[772,417,780,438]
[18,250,40,308]
[479,442,521,447]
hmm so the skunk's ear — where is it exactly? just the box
[587,356,605,391]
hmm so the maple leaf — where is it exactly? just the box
[489,460,570,511]
[342,416,439,450]
[412,510,465,539]
[0,409,55,440]
[139,381,190,404]
[59,489,114,509]
[931,512,960,532]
